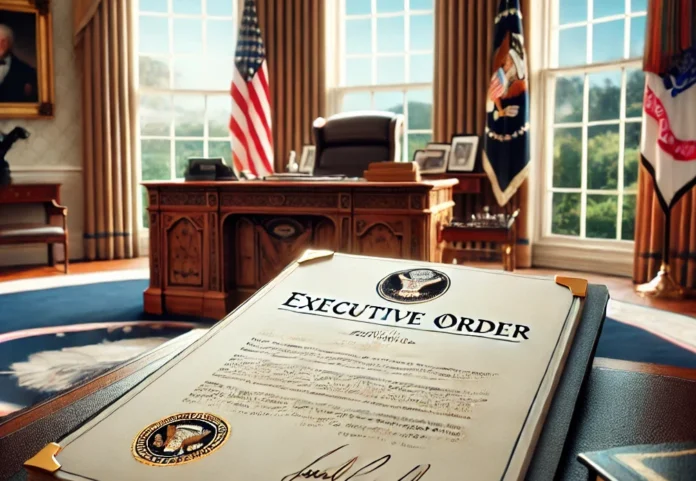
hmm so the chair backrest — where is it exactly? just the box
[312,111,404,177]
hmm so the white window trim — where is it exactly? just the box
[529,0,644,277]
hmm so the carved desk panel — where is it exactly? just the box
[143,179,456,319]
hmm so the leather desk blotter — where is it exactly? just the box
[556,365,696,481]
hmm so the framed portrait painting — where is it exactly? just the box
[0,0,54,118]
[449,134,479,172]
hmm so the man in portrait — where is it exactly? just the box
[0,24,38,103]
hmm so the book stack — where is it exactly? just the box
[363,161,421,182]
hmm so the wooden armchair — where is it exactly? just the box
[0,199,69,273]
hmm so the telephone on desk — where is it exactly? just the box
[184,157,238,181]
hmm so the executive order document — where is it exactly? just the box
[41,253,581,481]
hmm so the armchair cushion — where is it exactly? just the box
[0,223,66,239]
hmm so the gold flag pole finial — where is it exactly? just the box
[636,261,684,299]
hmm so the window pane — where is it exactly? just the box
[553,127,582,188]
[588,71,621,121]
[377,0,404,13]
[346,0,371,15]
[592,20,624,63]
[175,140,204,178]
[374,91,403,114]
[624,122,641,191]
[558,27,586,67]
[410,14,433,51]
[376,56,405,84]
[204,57,234,90]
[377,16,405,53]
[551,193,581,236]
[139,56,170,89]
[174,96,204,136]
[408,133,432,162]
[345,57,372,86]
[140,0,167,13]
[407,89,432,130]
[173,0,201,14]
[622,195,636,240]
[173,56,207,89]
[141,140,171,180]
[140,94,171,136]
[593,0,624,18]
[630,16,646,58]
[410,0,433,9]
[631,0,647,12]
[173,18,203,54]
[346,19,372,55]
[207,0,234,15]
[207,20,235,56]
[586,195,618,239]
[625,68,645,117]
[409,53,433,82]
[559,0,587,24]
[342,92,372,111]
[588,124,620,190]
[209,140,232,164]
[555,74,583,123]
[139,16,169,54]
[208,96,232,137]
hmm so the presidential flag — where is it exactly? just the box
[483,0,530,206]
[640,3,696,211]
[229,0,274,177]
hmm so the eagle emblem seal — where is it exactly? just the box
[132,412,230,466]
[377,268,450,304]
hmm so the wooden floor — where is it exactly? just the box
[0,257,694,317]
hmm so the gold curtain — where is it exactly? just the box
[634,165,696,288]
[433,0,532,267]
[74,0,139,260]
[255,0,326,172]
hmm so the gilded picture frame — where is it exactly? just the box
[0,0,54,118]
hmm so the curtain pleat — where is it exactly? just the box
[77,0,139,260]
[434,0,531,267]
[634,165,696,288]
[256,0,326,172]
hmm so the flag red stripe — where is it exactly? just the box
[229,115,257,176]
[232,84,273,174]
[247,80,273,147]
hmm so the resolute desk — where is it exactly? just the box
[143,179,457,318]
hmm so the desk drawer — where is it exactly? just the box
[0,184,60,204]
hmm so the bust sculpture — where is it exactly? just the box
[0,126,30,186]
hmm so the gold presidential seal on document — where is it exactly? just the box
[132,412,230,466]
[377,268,451,304]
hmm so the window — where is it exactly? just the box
[542,0,647,242]
[137,0,237,226]
[332,0,434,161]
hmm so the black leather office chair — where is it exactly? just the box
[312,111,404,177]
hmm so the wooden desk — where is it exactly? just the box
[421,172,487,194]
[143,179,457,318]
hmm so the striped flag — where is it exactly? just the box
[229,0,274,177]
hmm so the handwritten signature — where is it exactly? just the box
[280,444,430,481]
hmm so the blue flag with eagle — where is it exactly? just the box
[483,0,530,206]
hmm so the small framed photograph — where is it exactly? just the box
[299,145,316,174]
[413,148,448,174]
[448,134,479,172]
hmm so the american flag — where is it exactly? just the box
[488,68,506,101]
[229,0,273,177]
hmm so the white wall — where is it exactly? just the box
[0,0,83,266]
